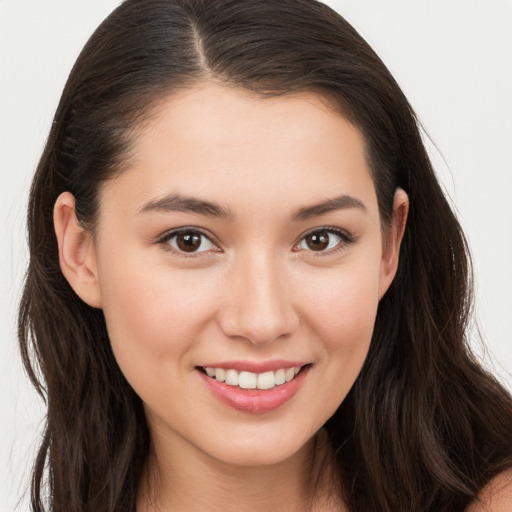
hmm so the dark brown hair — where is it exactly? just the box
[18,1,512,511]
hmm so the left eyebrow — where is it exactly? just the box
[137,193,235,221]
[291,194,367,222]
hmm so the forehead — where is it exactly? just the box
[101,82,378,220]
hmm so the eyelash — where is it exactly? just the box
[157,227,221,258]
[294,227,356,256]
[157,226,355,257]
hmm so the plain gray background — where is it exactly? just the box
[1,1,511,510]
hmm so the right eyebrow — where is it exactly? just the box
[291,194,367,222]
[137,193,235,221]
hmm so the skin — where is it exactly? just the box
[466,469,512,512]
[54,83,409,511]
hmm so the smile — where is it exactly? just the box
[198,363,311,413]
[202,366,302,390]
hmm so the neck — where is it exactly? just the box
[137,428,342,512]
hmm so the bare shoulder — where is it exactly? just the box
[466,469,512,512]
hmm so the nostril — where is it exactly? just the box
[217,307,299,346]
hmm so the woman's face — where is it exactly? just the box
[79,83,404,467]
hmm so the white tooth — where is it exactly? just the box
[285,368,295,382]
[257,371,276,390]
[275,368,286,386]
[225,369,239,386]
[205,367,215,377]
[294,366,301,376]
[215,368,226,382]
[239,371,257,389]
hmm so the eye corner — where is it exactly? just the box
[294,226,356,256]
[157,227,222,257]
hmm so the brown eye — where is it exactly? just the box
[297,229,348,253]
[176,232,201,252]
[305,231,330,251]
[166,230,216,254]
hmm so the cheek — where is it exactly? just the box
[297,262,380,384]
[96,252,220,374]
[304,263,380,335]
[303,272,378,416]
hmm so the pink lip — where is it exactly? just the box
[199,360,308,373]
[197,364,310,414]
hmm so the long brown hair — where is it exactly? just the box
[18,1,512,511]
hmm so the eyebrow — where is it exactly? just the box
[138,192,366,221]
[291,194,367,221]
[138,193,235,220]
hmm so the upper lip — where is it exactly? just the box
[197,360,310,373]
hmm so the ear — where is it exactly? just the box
[378,188,409,300]
[53,192,102,308]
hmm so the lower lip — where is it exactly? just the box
[198,366,310,414]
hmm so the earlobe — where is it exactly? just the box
[378,188,409,299]
[53,192,102,308]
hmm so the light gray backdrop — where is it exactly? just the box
[1,1,511,510]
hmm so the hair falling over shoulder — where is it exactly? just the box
[18,1,512,511]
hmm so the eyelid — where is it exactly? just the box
[294,226,356,256]
[155,225,355,258]
[157,227,222,257]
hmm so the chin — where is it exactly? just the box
[202,429,317,469]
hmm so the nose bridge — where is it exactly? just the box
[219,248,298,345]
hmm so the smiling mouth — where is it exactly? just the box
[198,365,308,391]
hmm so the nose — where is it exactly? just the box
[217,252,299,346]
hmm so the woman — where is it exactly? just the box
[18,0,512,511]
